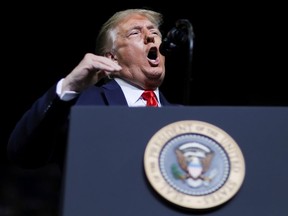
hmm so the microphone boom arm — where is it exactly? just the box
[160,19,195,105]
[178,19,194,105]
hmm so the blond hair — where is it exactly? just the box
[95,8,163,55]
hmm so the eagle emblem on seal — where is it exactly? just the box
[172,142,217,187]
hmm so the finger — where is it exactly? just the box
[91,56,122,71]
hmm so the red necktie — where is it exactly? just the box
[142,90,158,107]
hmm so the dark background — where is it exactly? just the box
[1,2,286,215]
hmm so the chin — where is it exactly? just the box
[146,77,164,89]
[148,68,164,77]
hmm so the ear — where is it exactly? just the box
[105,52,118,62]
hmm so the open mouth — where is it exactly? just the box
[147,47,158,60]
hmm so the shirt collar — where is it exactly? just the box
[114,78,160,107]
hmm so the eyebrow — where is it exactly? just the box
[128,23,158,31]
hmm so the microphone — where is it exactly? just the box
[159,19,194,56]
[160,19,195,105]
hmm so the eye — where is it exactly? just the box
[150,29,161,36]
[129,30,140,36]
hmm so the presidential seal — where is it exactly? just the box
[143,120,245,210]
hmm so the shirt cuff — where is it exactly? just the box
[56,78,79,101]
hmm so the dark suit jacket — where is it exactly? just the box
[8,79,173,169]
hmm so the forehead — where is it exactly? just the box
[117,14,155,29]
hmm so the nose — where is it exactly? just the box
[145,34,155,44]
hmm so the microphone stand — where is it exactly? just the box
[175,19,194,105]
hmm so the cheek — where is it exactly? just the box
[160,55,165,63]
[120,47,144,63]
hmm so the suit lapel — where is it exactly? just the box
[102,80,128,106]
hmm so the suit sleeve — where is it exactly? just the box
[7,83,77,169]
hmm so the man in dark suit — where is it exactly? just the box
[7,8,173,170]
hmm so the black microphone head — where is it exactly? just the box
[159,20,191,56]
[159,36,177,56]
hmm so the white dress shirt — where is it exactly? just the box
[114,78,161,107]
[56,78,161,107]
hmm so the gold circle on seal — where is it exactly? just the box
[143,120,245,210]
